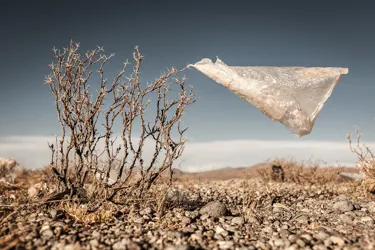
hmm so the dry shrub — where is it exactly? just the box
[44,41,196,202]
[348,127,375,194]
[257,158,343,185]
[63,201,115,224]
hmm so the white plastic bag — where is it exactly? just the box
[190,58,348,137]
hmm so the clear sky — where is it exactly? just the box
[1,0,375,171]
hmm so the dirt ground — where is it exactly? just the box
[1,164,375,250]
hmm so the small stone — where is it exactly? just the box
[286,244,299,250]
[133,217,145,224]
[315,231,330,241]
[92,230,100,238]
[182,227,195,234]
[329,236,345,246]
[232,216,245,226]
[42,229,54,239]
[199,201,227,218]
[54,226,64,237]
[64,244,78,250]
[218,241,234,249]
[40,225,51,232]
[225,225,236,233]
[335,195,348,201]
[367,201,375,213]
[339,214,353,224]
[181,216,191,225]
[50,209,58,219]
[112,240,126,250]
[294,214,309,223]
[262,226,273,234]
[200,214,209,221]
[279,229,291,236]
[361,216,374,225]
[296,238,306,247]
[51,243,66,250]
[215,226,228,236]
[190,233,202,241]
[90,239,99,247]
[28,183,45,198]
[247,216,260,225]
[165,245,191,250]
[300,233,312,241]
[273,203,289,211]
[167,230,183,239]
[324,238,333,247]
[333,200,354,212]
[274,239,285,247]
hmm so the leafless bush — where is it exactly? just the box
[347,127,375,193]
[44,41,196,201]
[347,127,375,178]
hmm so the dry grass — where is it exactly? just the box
[256,158,347,185]
[348,127,375,193]
[177,159,353,185]
[0,157,365,226]
[62,201,116,224]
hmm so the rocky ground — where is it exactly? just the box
[1,174,375,250]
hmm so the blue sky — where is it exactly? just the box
[1,0,374,170]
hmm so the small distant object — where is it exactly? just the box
[0,157,19,183]
[271,164,285,182]
[339,172,364,182]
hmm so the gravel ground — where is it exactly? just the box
[1,178,375,250]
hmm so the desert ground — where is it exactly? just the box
[1,161,375,250]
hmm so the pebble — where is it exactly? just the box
[218,241,234,249]
[5,174,375,250]
[92,230,100,238]
[339,214,353,224]
[232,216,245,226]
[333,200,354,212]
[190,233,202,242]
[315,231,330,241]
[215,226,228,236]
[133,217,145,224]
[273,238,285,247]
[42,229,54,239]
[361,216,374,225]
[199,201,227,218]
[329,236,345,246]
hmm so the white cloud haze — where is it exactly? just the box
[1,135,373,172]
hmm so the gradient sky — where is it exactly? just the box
[1,0,375,170]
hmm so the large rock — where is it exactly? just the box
[339,172,364,181]
[199,201,227,218]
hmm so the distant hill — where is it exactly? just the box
[173,162,360,181]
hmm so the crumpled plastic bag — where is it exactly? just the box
[189,58,348,137]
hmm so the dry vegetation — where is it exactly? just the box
[1,42,375,249]
[43,41,196,202]
[2,159,375,249]
[348,127,375,194]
